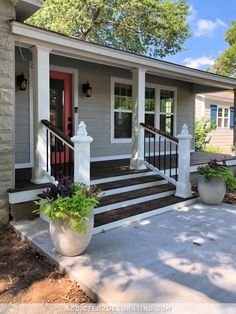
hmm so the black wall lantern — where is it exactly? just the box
[17,72,28,91]
[82,81,92,97]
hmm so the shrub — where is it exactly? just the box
[195,119,215,152]
[205,146,222,154]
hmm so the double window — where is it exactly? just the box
[210,104,234,129]
[112,79,176,142]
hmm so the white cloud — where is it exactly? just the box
[186,5,197,23]
[183,57,215,69]
[194,18,227,37]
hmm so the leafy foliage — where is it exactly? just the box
[37,177,100,233]
[198,159,236,191]
[27,0,190,58]
[211,21,236,77]
[195,119,215,152]
[204,146,222,154]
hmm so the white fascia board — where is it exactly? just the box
[12,21,236,90]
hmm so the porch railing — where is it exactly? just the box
[140,122,192,198]
[40,120,93,185]
[140,123,179,185]
[41,120,74,180]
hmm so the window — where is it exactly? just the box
[216,107,229,128]
[112,79,177,141]
[145,87,155,127]
[160,90,174,135]
[114,83,132,139]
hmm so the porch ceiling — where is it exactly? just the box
[12,21,236,92]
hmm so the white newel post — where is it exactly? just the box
[31,46,51,184]
[130,67,146,170]
[71,121,93,186]
[175,124,192,198]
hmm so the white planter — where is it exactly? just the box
[49,213,94,257]
[198,175,226,205]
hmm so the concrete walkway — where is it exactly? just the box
[11,202,236,305]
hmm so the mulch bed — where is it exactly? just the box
[224,192,236,205]
[0,228,93,304]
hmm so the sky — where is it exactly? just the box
[164,0,236,70]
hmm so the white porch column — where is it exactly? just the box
[130,67,146,170]
[175,124,192,198]
[31,46,51,184]
[71,121,93,186]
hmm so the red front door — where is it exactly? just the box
[50,71,72,164]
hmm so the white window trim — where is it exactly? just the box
[110,77,177,144]
[111,77,133,143]
[216,105,230,129]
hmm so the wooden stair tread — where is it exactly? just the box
[98,183,175,207]
[95,195,196,227]
[97,174,163,191]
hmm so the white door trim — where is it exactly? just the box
[50,65,79,135]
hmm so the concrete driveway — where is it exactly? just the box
[11,202,236,306]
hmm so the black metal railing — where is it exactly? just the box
[140,123,179,183]
[42,120,74,180]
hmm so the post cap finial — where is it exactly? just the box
[76,121,88,137]
[181,124,189,135]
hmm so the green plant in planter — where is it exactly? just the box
[36,177,100,233]
[198,159,236,191]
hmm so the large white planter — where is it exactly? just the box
[198,175,226,205]
[49,213,94,257]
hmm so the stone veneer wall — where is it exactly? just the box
[0,0,15,227]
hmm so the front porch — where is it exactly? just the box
[9,152,236,233]
[14,152,236,189]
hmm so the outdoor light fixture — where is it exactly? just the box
[82,81,92,97]
[17,72,28,91]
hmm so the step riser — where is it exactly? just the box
[95,189,175,214]
[9,188,43,204]
[99,179,168,197]
[93,198,198,234]
[91,171,156,185]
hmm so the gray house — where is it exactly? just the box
[1,0,236,232]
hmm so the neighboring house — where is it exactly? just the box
[196,92,234,154]
[1,0,236,230]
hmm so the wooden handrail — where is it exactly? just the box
[140,123,179,143]
[41,120,74,148]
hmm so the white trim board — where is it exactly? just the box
[8,188,43,204]
[100,179,168,197]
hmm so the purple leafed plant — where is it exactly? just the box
[38,176,73,201]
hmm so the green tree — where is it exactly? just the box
[27,0,190,58]
[212,21,236,77]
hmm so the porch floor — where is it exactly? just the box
[14,152,236,190]
[11,201,236,304]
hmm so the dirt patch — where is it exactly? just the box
[0,228,93,304]
[224,193,236,205]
